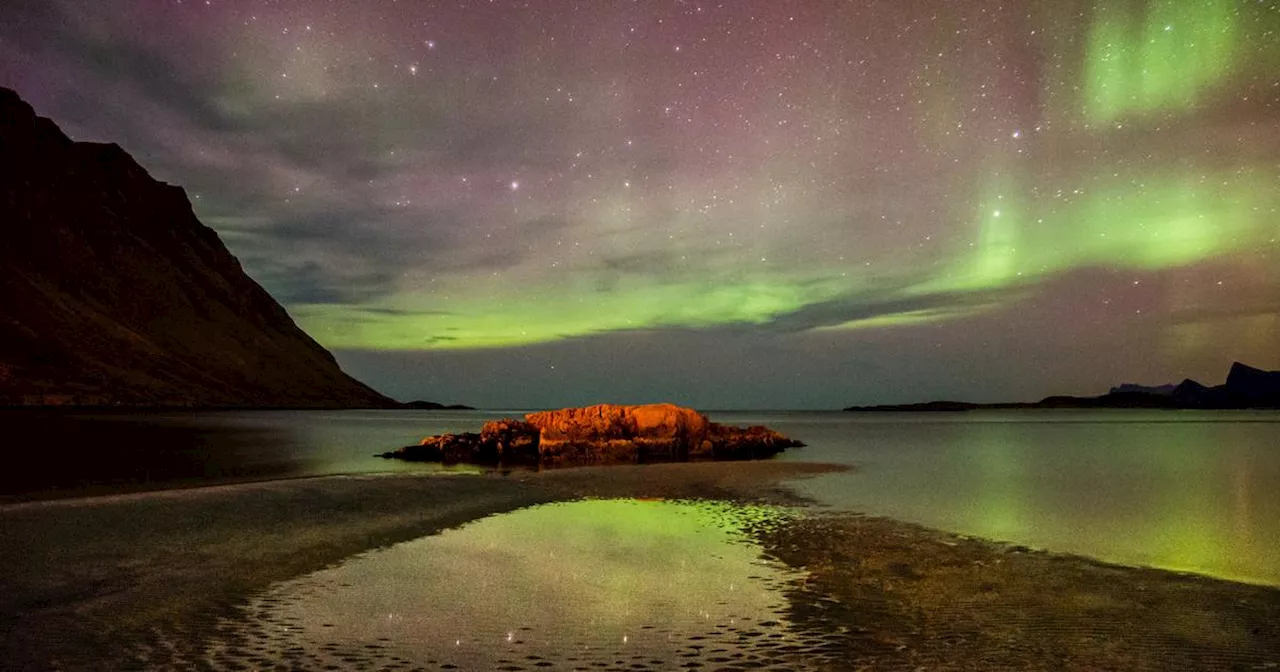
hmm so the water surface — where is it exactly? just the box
[0,409,504,498]
[5,408,1278,585]
[205,499,820,670]
[756,410,1280,585]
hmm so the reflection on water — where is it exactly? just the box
[5,408,1278,587]
[0,409,498,499]
[754,410,1280,586]
[205,499,829,670]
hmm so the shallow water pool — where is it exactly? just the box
[203,499,840,670]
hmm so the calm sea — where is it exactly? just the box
[3,408,1277,585]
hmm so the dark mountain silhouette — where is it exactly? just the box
[1170,378,1227,409]
[1109,383,1176,396]
[403,400,476,410]
[0,87,394,407]
[846,362,1280,412]
[1223,362,1280,407]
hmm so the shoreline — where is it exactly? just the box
[1,472,555,669]
[753,511,1280,669]
[0,463,841,669]
[3,463,1277,669]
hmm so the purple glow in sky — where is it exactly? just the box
[2,0,1278,407]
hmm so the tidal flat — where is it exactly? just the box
[2,462,1277,670]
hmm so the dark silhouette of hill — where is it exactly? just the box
[403,400,476,410]
[846,362,1280,412]
[0,87,394,407]
[1109,382,1176,396]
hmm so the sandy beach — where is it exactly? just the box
[2,462,1277,670]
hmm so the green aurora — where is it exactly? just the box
[298,166,1277,349]
[8,0,1276,404]
[287,0,1278,352]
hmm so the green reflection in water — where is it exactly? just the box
[786,413,1280,586]
[213,499,804,668]
[972,423,1028,540]
[1146,422,1237,575]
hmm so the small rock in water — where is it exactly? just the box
[383,403,803,467]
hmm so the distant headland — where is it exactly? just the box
[402,400,476,410]
[846,361,1280,412]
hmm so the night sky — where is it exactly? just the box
[2,0,1278,408]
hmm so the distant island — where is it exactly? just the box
[846,361,1280,411]
[403,400,476,410]
[0,87,476,409]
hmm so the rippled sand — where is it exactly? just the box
[2,462,1278,670]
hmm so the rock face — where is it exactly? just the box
[526,403,713,464]
[0,87,393,407]
[383,403,804,466]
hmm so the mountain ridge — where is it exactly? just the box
[0,86,394,407]
[845,361,1280,412]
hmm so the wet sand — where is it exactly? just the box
[2,461,1278,670]
[757,514,1280,670]
[0,474,550,668]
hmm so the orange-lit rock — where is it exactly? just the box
[381,403,803,466]
[525,403,712,464]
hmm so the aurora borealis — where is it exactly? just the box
[2,0,1277,407]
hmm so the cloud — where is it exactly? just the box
[758,287,1013,333]
[355,307,453,317]
[219,208,456,305]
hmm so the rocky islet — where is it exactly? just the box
[382,402,804,466]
